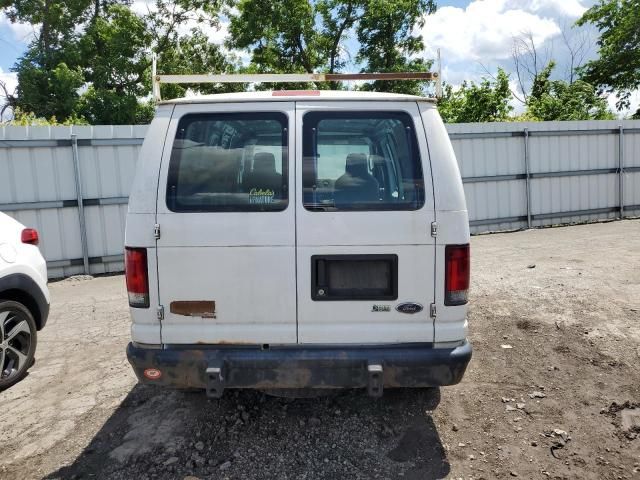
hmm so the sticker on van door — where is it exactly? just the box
[249,188,275,204]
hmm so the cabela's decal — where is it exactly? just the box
[396,302,424,314]
[248,188,275,204]
[372,305,391,312]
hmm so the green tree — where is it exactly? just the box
[227,0,350,90]
[577,0,640,116]
[0,0,95,119]
[2,0,239,123]
[75,4,152,123]
[438,69,513,123]
[227,0,437,93]
[77,1,240,123]
[228,0,323,74]
[157,29,246,100]
[6,107,89,125]
[526,61,614,121]
[356,0,435,95]
[12,59,85,120]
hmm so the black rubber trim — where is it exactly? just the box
[0,273,49,330]
[311,254,399,301]
[126,341,472,390]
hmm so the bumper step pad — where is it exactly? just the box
[206,365,225,398]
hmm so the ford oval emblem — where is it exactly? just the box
[396,302,424,314]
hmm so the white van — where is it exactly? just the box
[125,83,471,397]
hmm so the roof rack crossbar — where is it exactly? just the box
[150,52,443,101]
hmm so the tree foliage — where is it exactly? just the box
[438,69,513,123]
[1,0,239,124]
[229,0,323,74]
[577,0,640,115]
[227,0,436,93]
[526,61,614,121]
[0,0,632,124]
[76,4,152,123]
[7,107,88,125]
[0,0,92,119]
[356,0,435,94]
[438,63,614,123]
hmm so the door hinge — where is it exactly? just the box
[430,222,438,237]
[430,303,437,318]
[153,223,161,239]
[157,305,164,320]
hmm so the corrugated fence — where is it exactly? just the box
[1,120,639,278]
[449,120,640,233]
[0,125,146,278]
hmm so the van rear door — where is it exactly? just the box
[295,101,436,344]
[155,102,296,344]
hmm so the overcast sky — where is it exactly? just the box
[0,0,637,116]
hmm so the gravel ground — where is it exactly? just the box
[1,220,639,480]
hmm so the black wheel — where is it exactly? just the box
[0,300,37,391]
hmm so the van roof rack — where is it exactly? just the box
[151,51,443,101]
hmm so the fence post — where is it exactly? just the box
[71,133,90,274]
[524,127,532,228]
[618,124,625,219]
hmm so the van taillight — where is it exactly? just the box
[21,228,39,245]
[445,244,470,306]
[125,247,149,308]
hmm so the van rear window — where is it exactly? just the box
[166,112,288,212]
[302,111,425,211]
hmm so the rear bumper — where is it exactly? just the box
[126,340,472,396]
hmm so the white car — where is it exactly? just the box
[0,212,50,390]
[125,88,471,397]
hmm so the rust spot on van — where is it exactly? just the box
[170,301,216,318]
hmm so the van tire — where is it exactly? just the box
[0,300,37,391]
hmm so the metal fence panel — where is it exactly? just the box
[448,120,640,233]
[0,125,146,278]
[1,120,639,278]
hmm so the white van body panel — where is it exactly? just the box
[128,105,173,214]
[127,92,469,348]
[154,102,297,345]
[419,105,470,343]
[418,104,467,212]
[295,101,436,344]
[126,106,171,344]
[296,244,434,343]
[155,246,297,344]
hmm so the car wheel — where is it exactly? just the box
[0,300,37,391]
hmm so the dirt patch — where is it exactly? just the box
[515,319,535,330]
[603,401,640,441]
[1,220,639,479]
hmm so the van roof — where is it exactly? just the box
[159,90,438,105]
